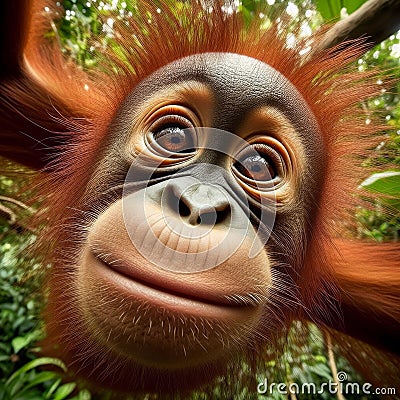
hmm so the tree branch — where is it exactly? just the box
[313,0,400,54]
[0,195,37,233]
[0,203,17,225]
[325,332,346,400]
[0,195,34,213]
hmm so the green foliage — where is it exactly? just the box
[356,203,400,241]
[356,170,400,242]
[55,0,140,68]
[355,33,400,241]
[361,171,400,198]
[254,324,375,400]
[1,362,91,400]
[0,357,90,400]
[316,0,367,20]
[0,177,89,400]
[0,225,41,378]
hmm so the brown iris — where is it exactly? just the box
[233,143,282,184]
[153,126,194,153]
[235,153,276,181]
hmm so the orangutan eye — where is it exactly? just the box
[149,114,196,155]
[233,143,284,189]
[153,126,195,153]
[235,153,276,181]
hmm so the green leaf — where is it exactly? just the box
[316,0,342,20]
[53,383,77,400]
[68,389,91,400]
[14,395,43,400]
[11,337,27,354]
[11,330,42,354]
[6,357,67,386]
[343,0,367,14]
[317,0,368,20]
[360,171,400,196]
[308,363,332,380]
[11,335,30,354]
[13,371,59,397]
[45,378,63,398]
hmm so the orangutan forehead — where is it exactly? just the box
[125,52,322,153]
[139,53,303,108]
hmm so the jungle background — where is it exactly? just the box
[0,0,399,399]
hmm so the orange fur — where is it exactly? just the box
[328,240,400,320]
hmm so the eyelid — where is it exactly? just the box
[238,144,283,171]
[149,115,194,134]
[144,104,201,128]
